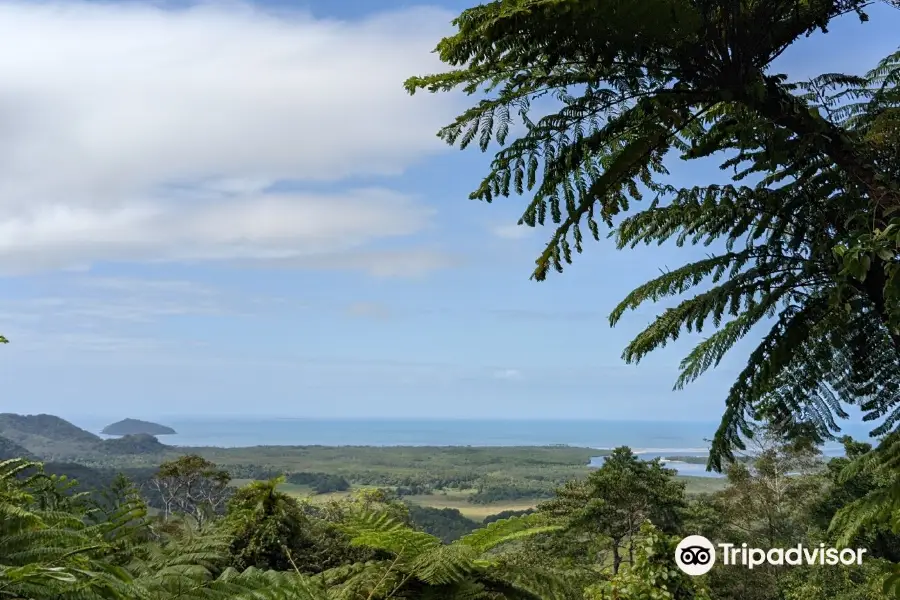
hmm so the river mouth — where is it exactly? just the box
[589,450,724,478]
[589,446,847,478]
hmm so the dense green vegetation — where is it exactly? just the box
[405,504,481,543]
[2,427,893,600]
[286,472,352,494]
[0,455,582,600]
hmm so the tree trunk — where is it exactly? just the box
[611,543,622,575]
[736,80,900,354]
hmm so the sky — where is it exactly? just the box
[0,0,898,422]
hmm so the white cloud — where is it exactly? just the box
[0,1,459,273]
[491,223,532,240]
[0,187,432,271]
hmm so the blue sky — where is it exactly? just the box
[0,0,897,422]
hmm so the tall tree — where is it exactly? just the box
[717,426,823,549]
[542,447,685,574]
[148,454,231,529]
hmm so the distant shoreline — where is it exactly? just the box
[74,416,866,458]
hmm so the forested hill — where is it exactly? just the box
[0,434,35,460]
[0,413,100,444]
[0,413,101,458]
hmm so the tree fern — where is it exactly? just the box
[335,511,567,600]
[406,0,900,468]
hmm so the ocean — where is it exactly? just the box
[70,417,876,478]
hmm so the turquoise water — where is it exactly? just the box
[70,417,876,478]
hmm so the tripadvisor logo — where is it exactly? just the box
[674,535,867,576]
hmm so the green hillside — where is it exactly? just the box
[0,434,35,460]
[0,413,101,459]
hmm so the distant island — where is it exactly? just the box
[101,418,176,436]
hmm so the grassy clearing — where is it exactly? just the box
[278,483,373,501]
[265,482,535,521]
[229,478,255,488]
[403,491,537,521]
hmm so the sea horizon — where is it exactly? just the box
[65,415,876,451]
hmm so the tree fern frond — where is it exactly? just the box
[456,514,562,555]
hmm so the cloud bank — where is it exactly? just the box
[0,1,458,274]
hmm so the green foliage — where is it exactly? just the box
[0,458,136,600]
[715,425,824,547]
[223,477,382,575]
[586,523,710,600]
[338,510,565,600]
[542,447,685,574]
[810,437,900,561]
[406,504,479,543]
[470,479,556,504]
[829,431,900,555]
[148,455,232,528]
[482,509,536,525]
[675,429,899,600]
[0,456,577,600]
[782,557,893,600]
[315,488,413,527]
[2,442,897,600]
[286,472,351,495]
[406,0,875,279]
